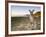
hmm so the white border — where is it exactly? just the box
[8,3,43,34]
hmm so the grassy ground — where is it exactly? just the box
[11,17,41,31]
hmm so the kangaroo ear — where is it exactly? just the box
[29,10,32,12]
[32,10,35,12]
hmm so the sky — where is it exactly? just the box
[11,5,41,17]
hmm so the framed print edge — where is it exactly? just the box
[5,0,8,37]
[5,1,45,37]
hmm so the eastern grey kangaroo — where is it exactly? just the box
[29,9,35,30]
[29,10,41,30]
[29,10,34,23]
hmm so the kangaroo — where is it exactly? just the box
[29,10,41,30]
[29,10,34,23]
[29,9,35,30]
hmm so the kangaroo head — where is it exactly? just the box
[29,9,35,15]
